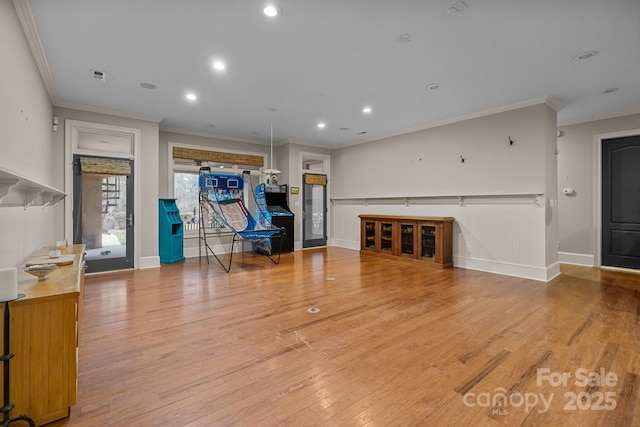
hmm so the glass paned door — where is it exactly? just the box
[73,155,134,273]
[303,173,327,248]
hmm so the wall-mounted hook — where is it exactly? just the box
[508,136,514,146]
[460,155,465,163]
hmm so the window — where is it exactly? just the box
[173,171,201,232]
[169,143,267,235]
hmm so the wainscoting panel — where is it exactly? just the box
[331,195,549,280]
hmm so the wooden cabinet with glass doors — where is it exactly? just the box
[359,215,454,269]
[361,218,395,255]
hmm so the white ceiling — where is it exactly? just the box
[26,0,640,147]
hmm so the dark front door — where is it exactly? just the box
[602,135,640,269]
[73,155,134,273]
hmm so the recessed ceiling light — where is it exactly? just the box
[573,50,598,61]
[395,33,412,43]
[603,87,620,94]
[426,83,440,90]
[139,82,156,89]
[186,92,197,102]
[317,122,326,129]
[263,5,280,17]
[212,60,226,71]
[363,107,372,114]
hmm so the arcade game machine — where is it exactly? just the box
[264,185,294,253]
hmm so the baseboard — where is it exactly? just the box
[558,252,594,266]
[546,261,561,282]
[328,240,556,282]
[328,238,360,250]
[184,246,202,258]
[453,255,556,282]
[138,256,160,269]
[184,243,251,258]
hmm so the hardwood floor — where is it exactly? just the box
[47,248,640,426]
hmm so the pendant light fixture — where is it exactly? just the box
[263,110,281,184]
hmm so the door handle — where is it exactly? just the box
[127,214,134,227]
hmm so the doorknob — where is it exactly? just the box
[127,214,134,227]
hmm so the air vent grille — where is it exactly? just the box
[92,69,107,81]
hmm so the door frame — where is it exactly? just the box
[65,120,141,270]
[299,151,330,250]
[302,173,328,248]
[593,128,640,268]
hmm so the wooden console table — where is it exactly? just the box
[359,215,454,269]
[0,245,85,426]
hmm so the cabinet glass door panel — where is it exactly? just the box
[421,224,436,260]
[380,222,394,253]
[399,222,416,257]
[364,221,376,250]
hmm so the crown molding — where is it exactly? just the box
[282,138,336,150]
[544,96,565,113]
[56,101,164,123]
[160,126,273,146]
[558,107,640,127]
[12,0,58,104]
[335,96,564,149]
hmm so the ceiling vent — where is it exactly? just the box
[91,69,107,81]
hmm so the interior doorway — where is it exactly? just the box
[601,134,640,269]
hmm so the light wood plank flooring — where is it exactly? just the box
[48,248,640,426]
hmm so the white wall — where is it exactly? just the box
[0,0,57,267]
[331,102,559,281]
[332,105,550,198]
[557,112,640,266]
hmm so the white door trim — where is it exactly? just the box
[65,119,141,269]
[299,151,330,249]
[593,128,640,267]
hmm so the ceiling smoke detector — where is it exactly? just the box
[447,1,468,16]
[91,69,107,81]
[573,50,598,61]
